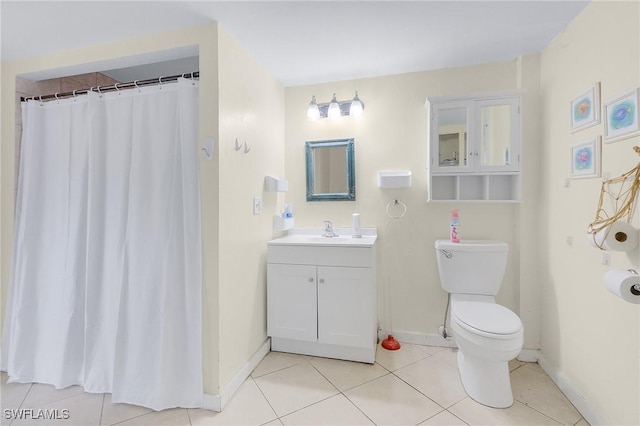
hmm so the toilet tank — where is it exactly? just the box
[435,240,508,296]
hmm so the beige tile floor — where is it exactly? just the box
[1,343,589,426]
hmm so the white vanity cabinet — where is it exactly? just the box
[426,92,521,202]
[267,232,377,363]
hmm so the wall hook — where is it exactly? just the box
[201,137,214,160]
[243,141,251,154]
[234,138,242,151]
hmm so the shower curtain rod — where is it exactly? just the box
[20,71,199,102]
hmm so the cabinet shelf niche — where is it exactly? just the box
[428,173,520,203]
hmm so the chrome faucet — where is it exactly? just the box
[322,220,338,237]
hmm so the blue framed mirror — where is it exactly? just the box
[305,138,355,201]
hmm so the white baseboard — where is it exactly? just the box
[201,337,271,412]
[535,351,604,426]
[518,349,604,425]
[377,329,457,348]
[517,348,540,363]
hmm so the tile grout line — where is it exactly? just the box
[512,399,571,426]
[250,375,281,425]
[110,409,158,426]
[270,360,340,422]
[306,359,378,425]
[98,393,105,426]
[185,405,193,426]
[251,357,309,380]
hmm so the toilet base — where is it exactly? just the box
[457,351,514,408]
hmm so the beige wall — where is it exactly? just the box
[1,23,222,395]
[216,26,285,389]
[283,61,540,345]
[539,2,640,425]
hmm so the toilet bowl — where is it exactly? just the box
[451,299,523,408]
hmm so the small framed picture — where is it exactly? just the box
[570,82,600,132]
[604,87,640,143]
[570,137,601,179]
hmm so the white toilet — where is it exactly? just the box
[435,239,523,408]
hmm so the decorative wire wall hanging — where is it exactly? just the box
[587,146,640,248]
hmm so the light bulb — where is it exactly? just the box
[307,95,320,121]
[327,93,341,119]
[350,91,363,117]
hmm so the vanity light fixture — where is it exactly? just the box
[327,93,341,119]
[350,91,364,117]
[307,95,320,121]
[307,91,365,120]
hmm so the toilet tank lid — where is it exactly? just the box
[453,302,522,335]
[435,239,508,252]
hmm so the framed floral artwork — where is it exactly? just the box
[604,87,640,142]
[570,82,600,132]
[570,137,601,179]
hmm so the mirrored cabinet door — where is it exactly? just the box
[430,101,473,173]
[476,97,519,172]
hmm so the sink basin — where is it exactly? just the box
[268,233,377,247]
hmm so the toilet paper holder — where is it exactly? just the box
[628,269,640,295]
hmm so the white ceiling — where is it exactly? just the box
[1,1,590,87]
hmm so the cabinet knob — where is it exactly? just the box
[319,278,325,283]
[309,278,314,282]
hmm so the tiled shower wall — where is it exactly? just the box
[14,72,121,193]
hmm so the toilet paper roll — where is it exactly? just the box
[587,221,638,251]
[603,269,640,304]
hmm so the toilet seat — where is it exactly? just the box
[452,301,522,339]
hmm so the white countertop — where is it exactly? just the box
[268,227,377,247]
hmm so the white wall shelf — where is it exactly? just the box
[273,215,295,231]
[378,170,412,188]
[265,176,289,192]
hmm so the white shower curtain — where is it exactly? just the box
[1,78,202,410]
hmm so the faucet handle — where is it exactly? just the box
[324,220,332,229]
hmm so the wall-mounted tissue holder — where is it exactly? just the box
[603,269,640,304]
[265,176,289,192]
[273,215,295,231]
[378,171,412,188]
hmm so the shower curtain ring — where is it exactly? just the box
[73,90,77,97]
[54,93,59,101]
[114,83,120,91]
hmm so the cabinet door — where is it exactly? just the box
[267,264,317,342]
[475,97,520,172]
[429,101,474,173]
[317,266,374,348]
